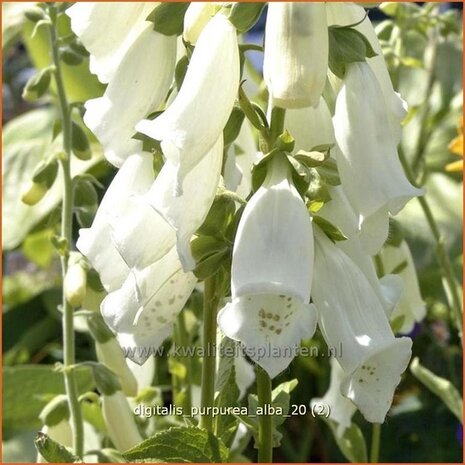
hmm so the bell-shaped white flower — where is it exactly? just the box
[218,156,317,378]
[66,2,157,84]
[263,3,328,109]
[102,246,197,365]
[379,241,427,334]
[111,136,223,272]
[311,357,357,438]
[183,2,219,44]
[84,26,177,167]
[325,2,407,143]
[312,228,412,423]
[319,186,402,315]
[136,14,239,194]
[333,62,424,254]
[76,153,155,292]
[285,96,335,152]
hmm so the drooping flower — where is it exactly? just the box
[76,152,155,292]
[101,246,197,365]
[312,227,412,423]
[379,240,427,334]
[263,2,328,109]
[218,155,317,378]
[66,2,157,84]
[333,62,424,255]
[110,136,224,272]
[83,26,177,166]
[183,2,219,44]
[136,13,240,194]
[325,2,407,143]
[311,357,357,438]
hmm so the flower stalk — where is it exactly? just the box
[47,5,84,457]
[370,423,381,463]
[256,366,273,463]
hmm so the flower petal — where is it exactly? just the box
[231,156,314,301]
[183,2,219,44]
[84,26,176,167]
[66,2,157,84]
[136,14,239,194]
[218,295,317,378]
[76,153,154,291]
[333,63,423,227]
[312,228,412,423]
[264,3,328,108]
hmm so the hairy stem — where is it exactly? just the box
[47,6,84,457]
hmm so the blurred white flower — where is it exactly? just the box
[311,357,357,438]
[218,156,317,378]
[136,14,239,194]
[312,228,412,423]
[264,3,328,109]
[380,241,427,334]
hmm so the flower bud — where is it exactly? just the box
[71,122,92,160]
[32,158,59,188]
[263,3,328,108]
[39,395,69,427]
[101,391,142,452]
[22,68,52,102]
[64,263,87,308]
[24,6,46,23]
[21,180,48,206]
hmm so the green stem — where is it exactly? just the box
[269,106,286,143]
[175,312,192,413]
[199,276,220,431]
[370,423,381,463]
[256,366,273,463]
[399,147,463,343]
[47,6,84,457]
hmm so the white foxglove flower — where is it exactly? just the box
[312,228,412,423]
[264,3,328,109]
[333,62,423,255]
[311,357,356,438]
[84,26,176,166]
[218,156,317,378]
[102,246,197,365]
[101,391,142,451]
[285,96,335,152]
[66,2,157,84]
[96,338,138,397]
[183,2,219,44]
[319,186,402,315]
[325,2,407,143]
[136,14,239,194]
[111,136,223,271]
[76,153,155,292]
[380,241,427,333]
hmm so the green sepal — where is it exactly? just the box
[39,395,69,427]
[87,313,115,344]
[228,3,266,33]
[90,362,122,396]
[238,85,267,132]
[71,122,91,160]
[146,3,190,36]
[191,236,230,281]
[328,25,377,79]
[22,67,53,101]
[223,106,245,147]
[275,130,295,153]
[385,219,404,247]
[313,216,348,242]
[35,432,81,463]
[175,55,189,90]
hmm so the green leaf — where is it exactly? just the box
[35,432,81,463]
[175,55,189,91]
[146,3,190,36]
[228,3,265,33]
[328,26,377,78]
[313,216,348,242]
[223,106,245,147]
[410,357,463,422]
[3,365,94,430]
[326,420,368,463]
[123,426,229,462]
